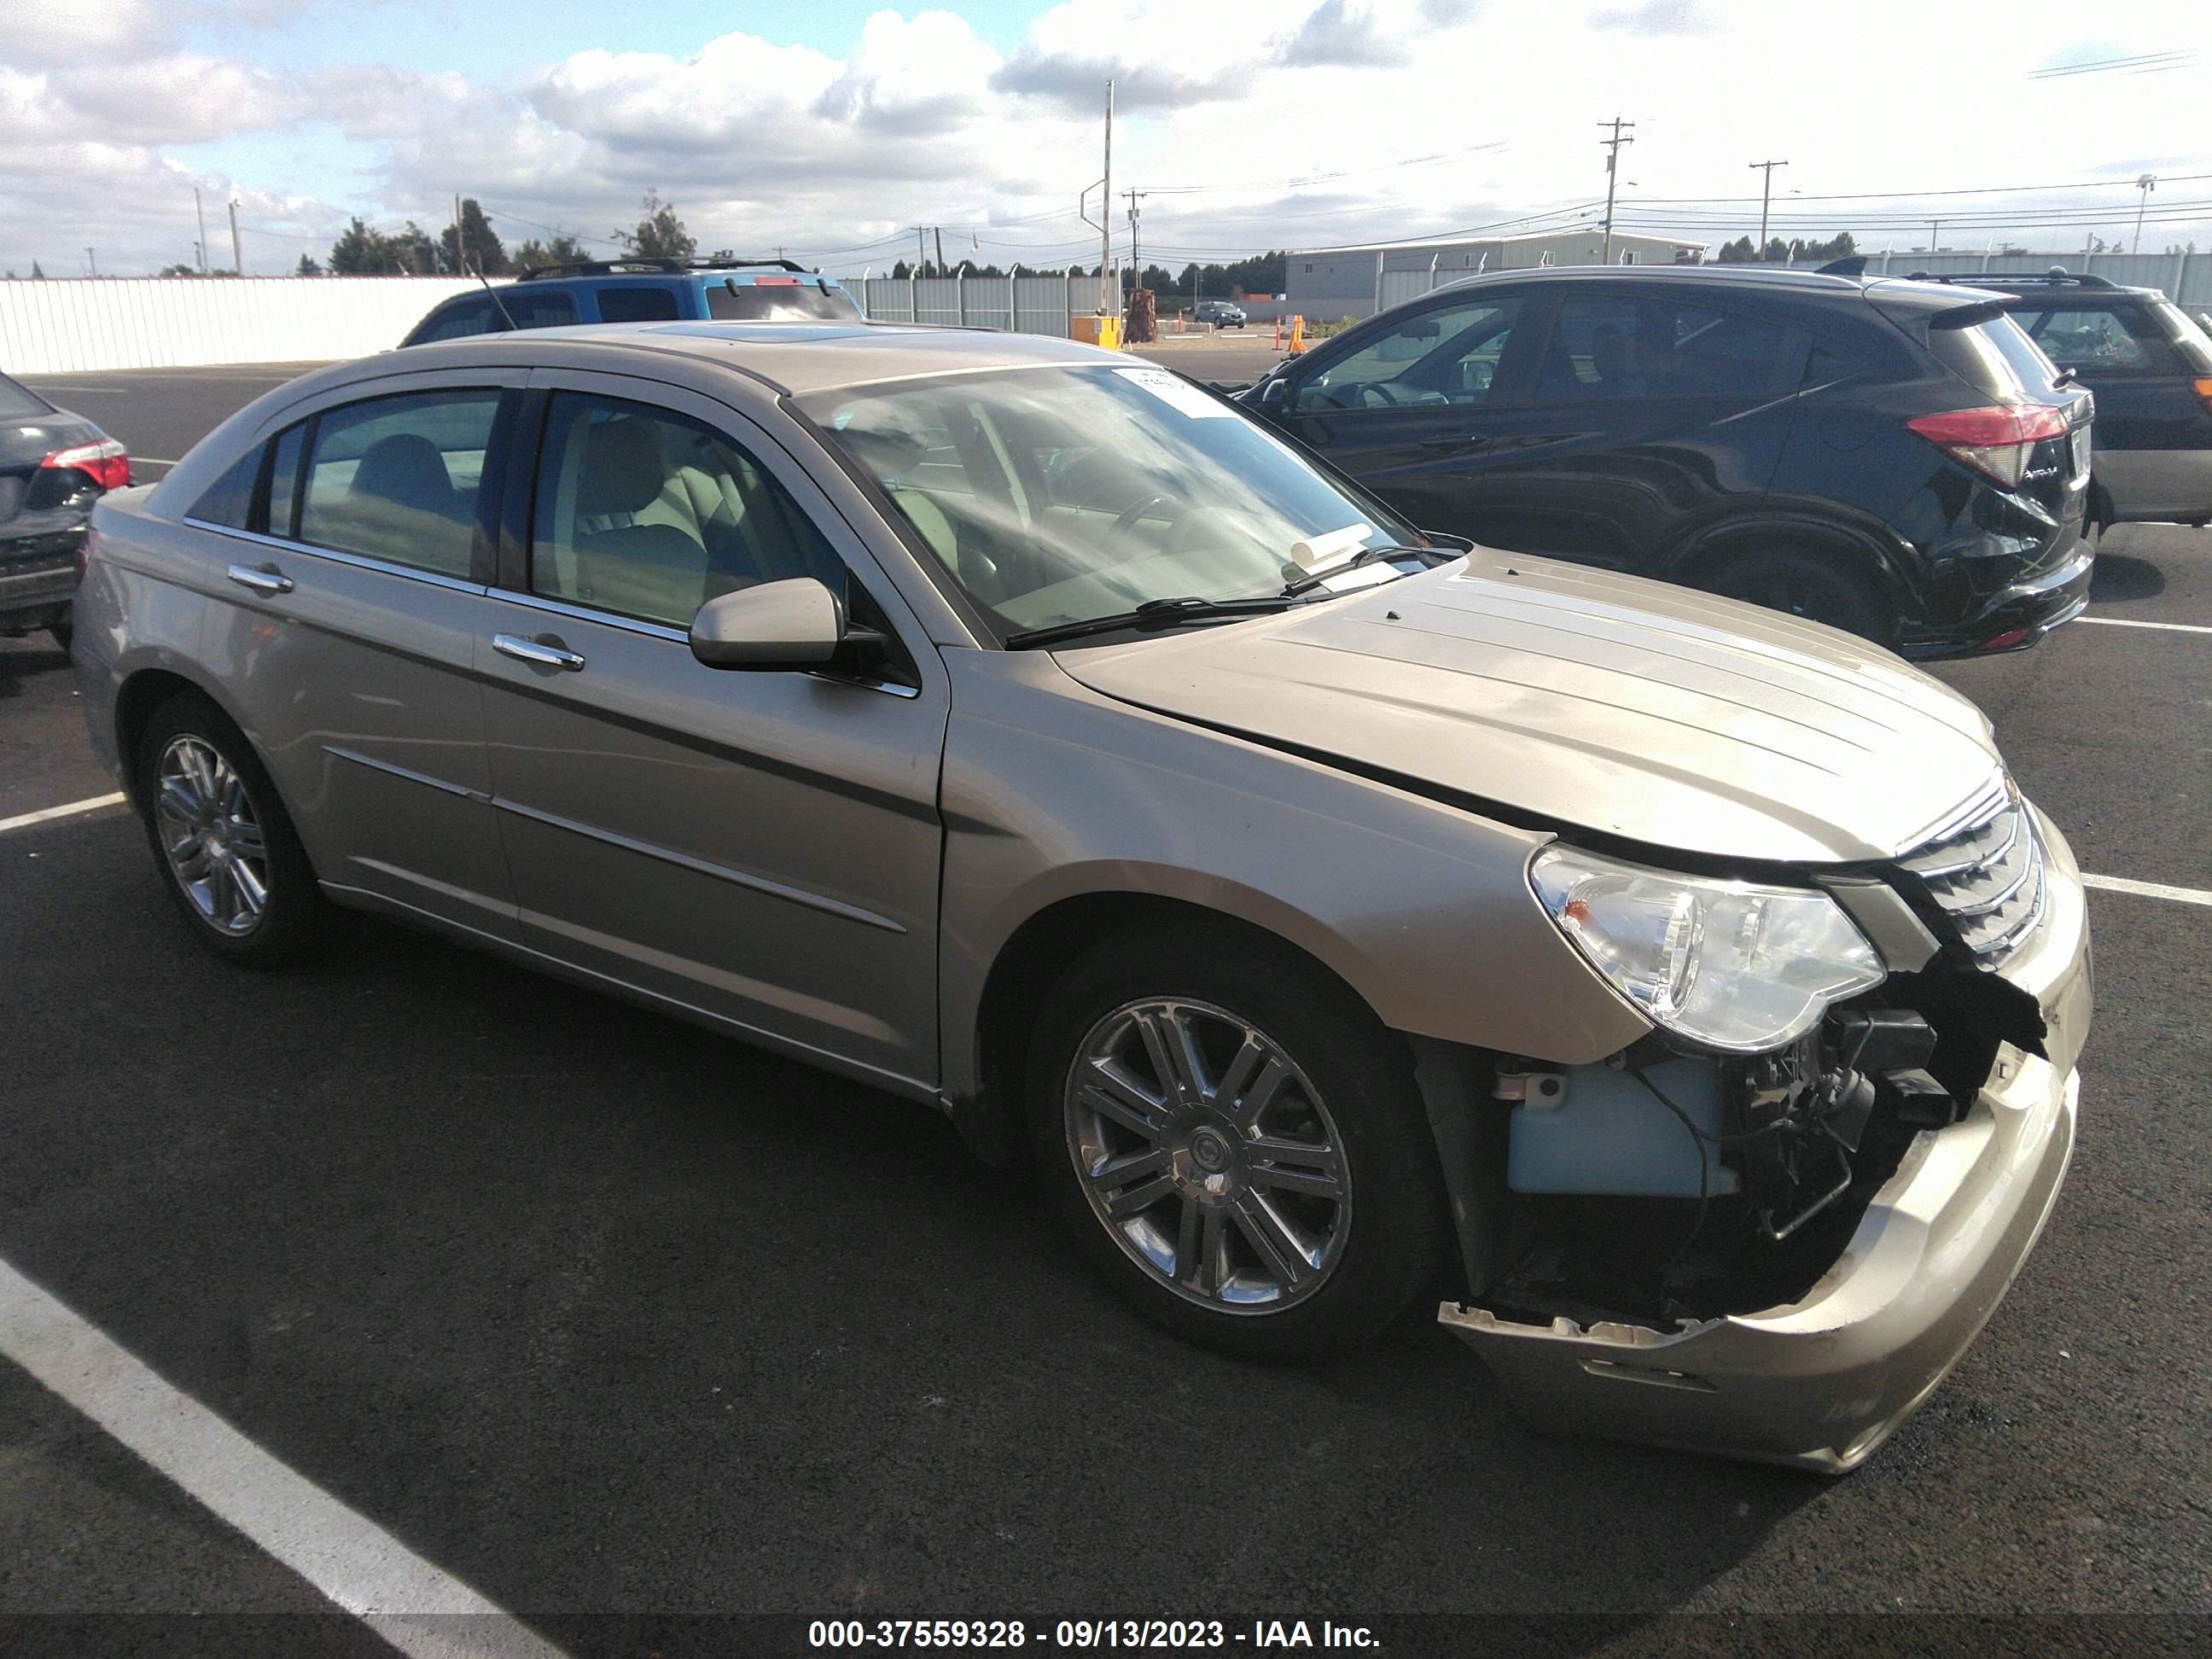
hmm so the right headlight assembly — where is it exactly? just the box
[1529,844,1886,1055]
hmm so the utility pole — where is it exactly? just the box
[2133,174,2157,254]
[934,226,946,275]
[1598,116,1634,265]
[1748,158,1787,257]
[916,226,927,276]
[1929,218,1941,254]
[85,248,96,277]
[195,188,208,275]
[229,198,243,276]
[1101,80,1114,312]
[453,195,465,276]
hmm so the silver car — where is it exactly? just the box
[74,323,2089,1471]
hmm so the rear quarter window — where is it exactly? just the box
[1929,312,2059,400]
[0,374,52,419]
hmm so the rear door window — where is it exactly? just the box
[413,298,496,343]
[2018,304,2181,375]
[1534,294,1788,402]
[594,288,682,323]
[501,289,579,329]
[296,391,502,579]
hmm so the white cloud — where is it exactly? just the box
[0,0,2208,277]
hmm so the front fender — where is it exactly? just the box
[935,652,1650,1103]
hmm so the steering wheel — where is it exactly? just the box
[1109,493,1184,539]
[1355,382,1409,409]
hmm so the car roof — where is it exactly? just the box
[389,320,1130,397]
[1423,262,2021,317]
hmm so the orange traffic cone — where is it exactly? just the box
[1288,315,1307,354]
[1272,315,1285,350]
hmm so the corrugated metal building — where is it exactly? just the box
[1288,230,1709,320]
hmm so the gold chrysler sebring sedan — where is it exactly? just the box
[75,323,2088,1470]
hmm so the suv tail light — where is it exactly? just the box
[2193,376,2212,414]
[42,438,132,492]
[1906,405,2067,488]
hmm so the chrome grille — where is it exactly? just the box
[1896,787,2046,965]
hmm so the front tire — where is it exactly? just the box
[1026,920,1451,1360]
[134,692,332,965]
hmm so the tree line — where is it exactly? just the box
[880,252,1288,298]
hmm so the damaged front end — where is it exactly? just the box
[1436,798,2090,1472]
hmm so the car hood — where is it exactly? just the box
[1051,551,2006,864]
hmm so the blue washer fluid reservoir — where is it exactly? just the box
[1506,1057,1741,1198]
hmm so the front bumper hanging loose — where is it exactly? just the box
[1441,811,2093,1473]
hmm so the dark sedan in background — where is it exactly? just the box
[1240,265,2094,658]
[1,370,131,649]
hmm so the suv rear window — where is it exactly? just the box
[2014,303,2180,375]
[1928,311,2059,400]
[705,283,861,322]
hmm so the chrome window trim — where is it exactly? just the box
[488,587,923,699]
[180,521,487,597]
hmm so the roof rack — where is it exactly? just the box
[1904,266,2118,291]
[515,257,814,282]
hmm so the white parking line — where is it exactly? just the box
[0,1258,564,1659]
[2081,873,2212,908]
[2079,616,2212,636]
[0,793,126,834]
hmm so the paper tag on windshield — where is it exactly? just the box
[1115,367,1235,419]
[1288,523,1373,570]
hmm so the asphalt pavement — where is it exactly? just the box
[3,364,2208,1656]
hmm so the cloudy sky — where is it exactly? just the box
[4,0,2208,277]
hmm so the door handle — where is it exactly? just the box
[492,632,586,672]
[1417,433,1490,453]
[226,562,293,595]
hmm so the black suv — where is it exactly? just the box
[1905,269,2212,527]
[1239,265,2094,657]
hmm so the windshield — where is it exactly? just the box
[801,364,1423,636]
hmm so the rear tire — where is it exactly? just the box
[134,691,334,966]
[1025,919,1451,1361]
[1704,549,1890,646]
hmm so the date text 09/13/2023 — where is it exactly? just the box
[806,1619,1379,1649]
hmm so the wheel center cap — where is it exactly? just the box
[1189,1126,1232,1173]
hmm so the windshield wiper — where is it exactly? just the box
[1280,544,1447,597]
[1004,594,1301,650]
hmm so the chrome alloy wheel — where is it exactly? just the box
[154,735,270,936]
[1063,997,1351,1313]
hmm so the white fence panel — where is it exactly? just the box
[1015,276,1074,335]
[0,276,492,375]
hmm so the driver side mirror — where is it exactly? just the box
[690,578,884,673]
[1256,375,1289,408]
